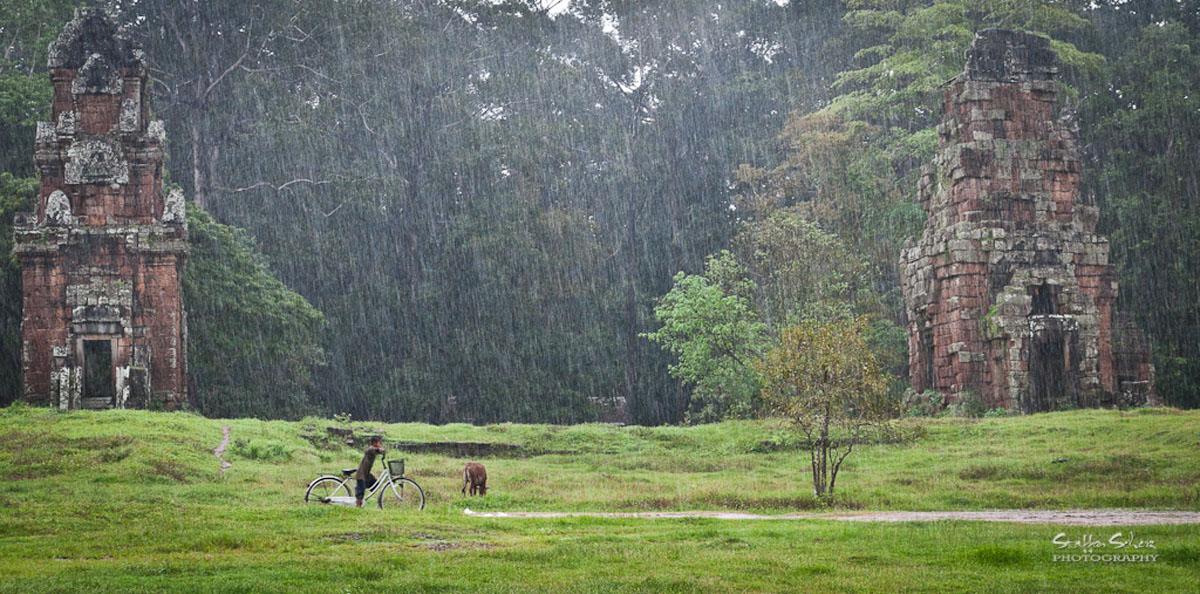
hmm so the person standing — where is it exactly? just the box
[354,436,385,507]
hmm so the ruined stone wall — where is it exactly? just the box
[14,8,188,410]
[899,29,1154,412]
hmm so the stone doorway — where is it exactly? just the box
[1028,328,1065,413]
[81,339,115,409]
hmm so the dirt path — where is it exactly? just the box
[213,425,232,473]
[462,509,1200,526]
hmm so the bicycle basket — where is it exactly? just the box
[387,459,405,477]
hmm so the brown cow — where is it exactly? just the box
[462,462,488,496]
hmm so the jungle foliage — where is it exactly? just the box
[183,206,326,419]
[1,1,1198,419]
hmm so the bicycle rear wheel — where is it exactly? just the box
[305,476,350,504]
[378,478,425,510]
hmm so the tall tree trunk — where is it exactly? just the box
[622,187,639,423]
[816,406,832,497]
[810,440,821,497]
[190,92,207,209]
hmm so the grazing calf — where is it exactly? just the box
[462,462,488,496]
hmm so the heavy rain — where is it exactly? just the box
[2,2,1200,592]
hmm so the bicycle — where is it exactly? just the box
[304,456,425,510]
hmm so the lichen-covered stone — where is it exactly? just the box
[36,122,56,145]
[148,120,166,143]
[899,29,1155,412]
[71,52,123,95]
[964,29,1057,82]
[48,8,145,71]
[56,110,77,137]
[44,190,74,225]
[119,97,139,132]
[162,188,186,224]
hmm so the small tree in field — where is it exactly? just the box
[759,316,892,497]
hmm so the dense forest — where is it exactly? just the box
[1,0,1197,423]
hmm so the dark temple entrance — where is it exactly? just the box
[1028,329,1064,413]
[82,339,115,409]
[920,325,935,391]
[1026,283,1067,413]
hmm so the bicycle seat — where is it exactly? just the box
[341,468,356,476]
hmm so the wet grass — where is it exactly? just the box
[0,404,1197,592]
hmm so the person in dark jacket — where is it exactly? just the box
[354,436,385,507]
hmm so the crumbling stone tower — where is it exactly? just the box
[13,8,188,410]
[899,29,1155,412]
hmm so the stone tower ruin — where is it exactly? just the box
[13,8,188,410]
[899,29,1155,412]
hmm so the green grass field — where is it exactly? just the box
[0,404,1197,592]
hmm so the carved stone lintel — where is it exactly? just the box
[65,138,129,186]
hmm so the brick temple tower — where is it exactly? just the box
[899,29,1155,412]
[13,8,188,410]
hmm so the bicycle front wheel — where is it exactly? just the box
[378,478,425,510]
[305,476,351,504]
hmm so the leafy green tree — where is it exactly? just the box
[184,205,326,419]
[835,0,1098,124]
[759,316,893,497]
[645,252,767,423]
[647,211,907,421]
[737,209,908,388]
[127,0,319,209]
[0,69,49,176]
[532,0,841,423]
[0,0,73,175]
[0,1,75,403]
